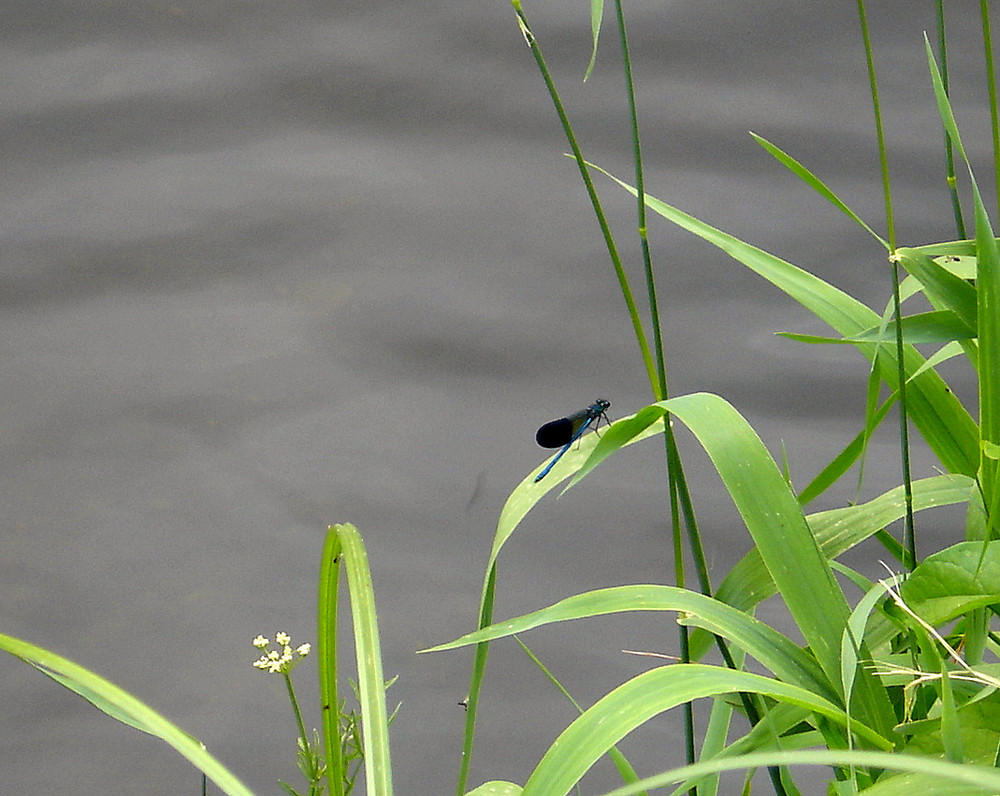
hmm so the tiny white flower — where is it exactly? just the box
[250,630,313,674]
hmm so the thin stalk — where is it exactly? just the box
[889,258,917,569]
[611,0,664,403]
[511,0,658,393]
[454,563,498,796]
[609,0,696,784]
[983,0,1000,224]
[857,0,916,569]
[667,472,696,788]
[285,672,311,755]
[317,531,345,796]
[856,1,896,249]
[937,0,967,238]
[610,3,787,791]
[514,636,651,796]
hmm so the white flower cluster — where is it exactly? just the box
[251,631,311,674]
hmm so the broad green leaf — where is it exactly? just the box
[693,475,973,656]
[0,633,253,796]
[518,664,891,796]
[907,691,1000,763]
[899,541,1000,626]
[577,394,895,733]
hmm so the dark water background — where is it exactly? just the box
[1,1,989,793]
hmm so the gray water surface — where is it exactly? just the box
[2,2,985,793]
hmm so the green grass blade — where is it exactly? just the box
[329,523,394,796]
[926,34,1000,527]
[750,132,888,249]
[424,584,837,703]
[456,562,498,796]
[691,474,974,658]
[590,162,979,477]
[512,2,659,394]
[593,394,895,732]
[490,416,664,574]
[594,749,1000,796]
[0,632,254,796]
[983,0,1000,225]
[796,396,894,506]
[693,680,739,796]
[517,665,891,796]
[583,0,604,81]
[938,656,964,764]
[782,310,976,345]
[318,528,345,796]
[465,783,523,796]
[893,248,978,330]
[514,637,648,796]
[840,580,892,755]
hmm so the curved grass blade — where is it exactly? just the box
[594,748,1000,796]
[750,132,889,250]
[465,783,523,796]
[781,309,976,345]
[573,393,895,732]
[318,528,345,796]
[327,523,394,796]
[893,248,978,330]
[693,475,974,657]
[583,0,604,81]
[926,32,1000,535]
[587,160,979,477]
[490,413,663,574]
[796,395,895,505]
[424,584,837,703]
[513,637,649,796]
[516,664,890,796]
[0,632,254,796]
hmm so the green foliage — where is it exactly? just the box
[0,631,254,796]
[8,5,1000,796]
[434,3,1000,795]
[315,523,396,796]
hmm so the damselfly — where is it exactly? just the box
[534,399,611,483]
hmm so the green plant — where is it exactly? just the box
[0,522,395,796]
[427,2,1000,795]
[8,5,1000,796]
